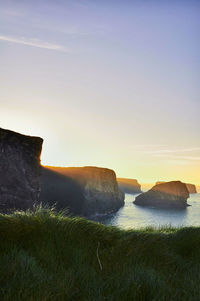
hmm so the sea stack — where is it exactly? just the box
[44,166,125,216]
[156,181,197,194]
[134,181,190,208]
[117,178,142,194]
[0,128,43,212]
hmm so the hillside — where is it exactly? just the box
[1,208,200,301]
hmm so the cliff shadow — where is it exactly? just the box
[39,167,85,216]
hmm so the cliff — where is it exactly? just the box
[0,128,124,216]
[185,183,197,194]
[134,181,190,208]
[44,166,125,216]
[39,167,85,215]
[0,128,43,212]
[117,178,142,194]
[156,181,197,194]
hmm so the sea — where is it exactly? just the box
[93,192,200,230]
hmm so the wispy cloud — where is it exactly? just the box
[141,147,200,165]
[0,35,69,52]
[156,155,200,161]
[143,147,200,154]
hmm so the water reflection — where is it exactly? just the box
[92,193,200,229]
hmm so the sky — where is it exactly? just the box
[0,0,199,185]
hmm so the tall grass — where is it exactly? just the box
[1,207,200,300]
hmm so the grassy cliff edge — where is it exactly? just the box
[1,208,200,301]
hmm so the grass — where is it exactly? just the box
[1,207,200,300]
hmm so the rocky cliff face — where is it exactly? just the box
[185,183,197,194]
[117,178,141,194]
[44,166,125,216]
[0,128,43,212]
[134,181,190,208]
[0,128,124,216]
[156,181,197,194]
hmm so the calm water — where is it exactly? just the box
[93,193,200,229]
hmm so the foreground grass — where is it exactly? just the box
[1,208,200,301]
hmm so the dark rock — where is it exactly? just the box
[0,128,43,212]
[44,166,125,216]
[134,181,190,208]
[117,178,142,194]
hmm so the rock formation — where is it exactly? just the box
[43,166,125,216]
[156,181,197,194]
[134,181,190,208]
[185,183,197,194]
[117,178,142,194]
[0,128,43,212]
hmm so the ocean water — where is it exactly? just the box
[94,193,200,230]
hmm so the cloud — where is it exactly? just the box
[0,35,69,52]
[156,155,200,161]
[143,147,200,154]
[141,147,200,164]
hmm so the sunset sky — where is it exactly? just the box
[0,0,199,184]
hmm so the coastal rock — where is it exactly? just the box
[156,181,197,194]
[185,183,197,194]
[0,128,43,212]
[44,166,125,216]
[117,178,142,194]
[134,181,190,208]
